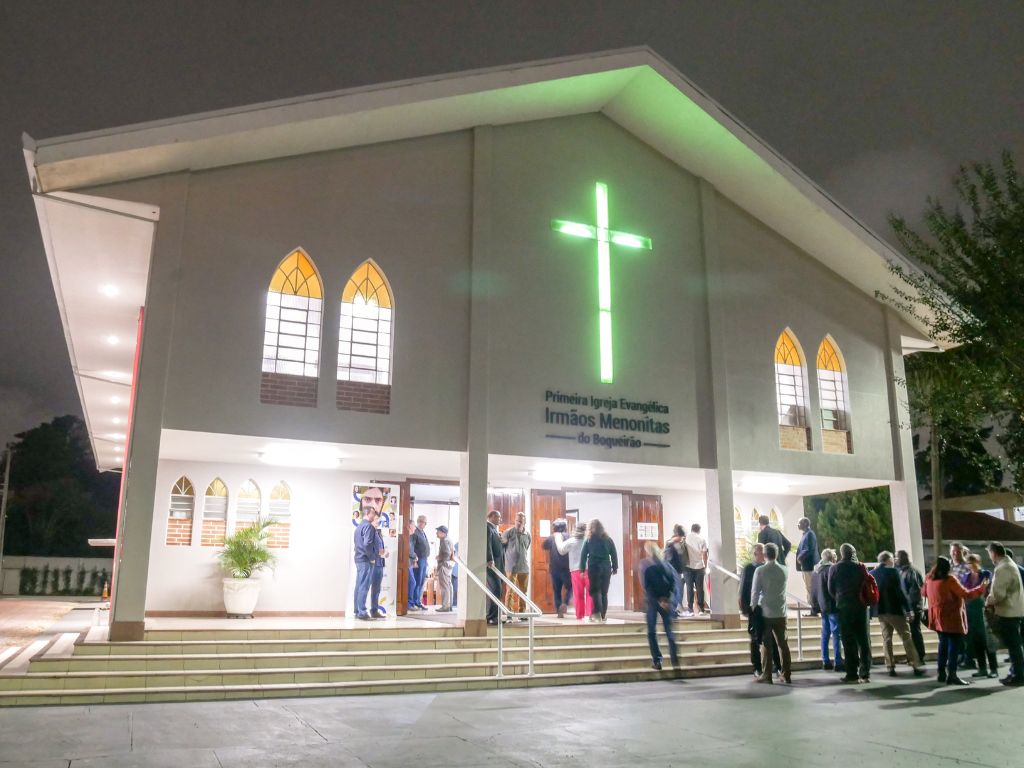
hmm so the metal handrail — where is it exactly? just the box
[708,560,811,661]
[452,553,541,677]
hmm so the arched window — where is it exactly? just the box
[261,249,322,407]
[817,335,853,453]
[774,329,810,450]
[268,481,292,549]
[769,507,782,528]
[201,478,228,547]
[734,507,749,566]
[236,479,261,529]
[166,476,195,546]
[338,260,393,385]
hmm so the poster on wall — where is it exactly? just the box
[346,483,401,617]
[636,522,659,541]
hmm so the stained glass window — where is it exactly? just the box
[169,476,195,520]
[817,336,850,432]
[204,478,228,521]
[269,481,291,521]
[236,479,261,525]
[262,249,323,378]
[774,330,808,427]
[338,260,394,385]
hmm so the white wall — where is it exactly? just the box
[148,459,408,614]
[1,556,113,596]
[566,492,625,609]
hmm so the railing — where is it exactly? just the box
[452,553,542,677]
[708,561,813,661]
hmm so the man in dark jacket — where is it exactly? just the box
[870,551,925,676]
[896,549,926,663]
[542,519,572,617]
[757,516,792,565]
[811,549,843,671]
[408,515,431,611]
[795,517,819,606]
[740,543,780,678]
[485,510,506,625]
[827,542,872,683]
[642,544,679,671]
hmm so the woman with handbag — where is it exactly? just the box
[963,554,998,678]
[923,556,987,685]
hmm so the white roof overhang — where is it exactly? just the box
[25,152,158,471]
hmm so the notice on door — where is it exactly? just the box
[539,519,552,537]
[636,522,659,540]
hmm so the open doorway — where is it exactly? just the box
[408,483,460,614]
[564,492,626,611]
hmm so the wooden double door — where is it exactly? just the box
[529,490,663,614]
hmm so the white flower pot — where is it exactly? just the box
[223,577,262,617]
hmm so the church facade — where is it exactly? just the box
[24,49,930,639]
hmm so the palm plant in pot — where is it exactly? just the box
[217,518,276,617]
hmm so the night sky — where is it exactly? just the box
[1,1,1022,448]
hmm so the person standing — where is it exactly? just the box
[827,543,873,683]
[558,521,592,621]
[543,519,572,617]
[741,543,780,679]
[682,524,709,616]
[870,551,926,677]
[757,515,792,565]
[962,553,997,678]
[896,549,927,663]
[579,519,617,623]
[407,515,430,611]
[485,510,506,625]
[502,512,531,617]
[795,517,819,606]
[924,555,986,685]
[641,543,679,671]
[811,548,843,672]
[367,508,387,619]
[353,507,381,621]
[750,542,792,684]
[434,525,454,613]
[986,541,1024,686]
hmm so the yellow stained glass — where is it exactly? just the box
[238,480,261,500]
[734,507,742,524]
[268,249,323,299]
[774,330,803,366]
[205,478,228,498]
[751,509,761,527]
[341,260,393,309]
[770,508,781,526]
[172,476,194,496]
[271,482,291,501]
[817,336,843,372]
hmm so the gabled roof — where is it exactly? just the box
[24,47,928,339]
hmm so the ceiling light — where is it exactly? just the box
[532,463,594,484]
[112,417,121,425]
[114,445,123,453]
[737,478,792,495]
[101,370,130,381]
[99,284,119,298]
[110,395,122,405]
[106,335,119,345]
[259,443,343,469]
[107,433,126,441]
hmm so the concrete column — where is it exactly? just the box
[109,174,190,641]
[883,309,925,568]
[459,125,494,636]
[697,179,740,628]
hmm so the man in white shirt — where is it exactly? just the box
[986,541,1024,686]
[750,542,792,684]
[682,524,709,616]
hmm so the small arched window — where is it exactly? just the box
[267,481,292,549]
[734,507,748,564]
[817,335,853,453]
[338,260,393,385]
[774,329,810,450]
[261,249,322,407]
[166,476,195,546]
[201,478,228,547]
[236,480,262,529]
[769,507,782,528]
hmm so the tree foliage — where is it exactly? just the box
[885,152,1024,489]
[3,415,119,556]
[805,487,895,561]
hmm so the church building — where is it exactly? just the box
[23,48,932,641]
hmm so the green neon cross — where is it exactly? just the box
[552,182,652,384]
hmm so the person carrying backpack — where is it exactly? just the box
[827,543,875,683]
[641,542,679,671]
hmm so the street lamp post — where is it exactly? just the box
[0,445,11,586]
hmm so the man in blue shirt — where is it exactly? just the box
[353,487,388,620]
[795,517,819,608]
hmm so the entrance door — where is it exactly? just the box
[623,494,663,612]
[530,490,565,614]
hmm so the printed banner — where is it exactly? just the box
[347,483,401,617]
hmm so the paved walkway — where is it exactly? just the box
[0,671,1021,767]
[0,599,83,652]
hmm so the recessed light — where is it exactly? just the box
[106,335,119,345]
[112,417,121,425]
[110,396,121,405]
[532,463,595,483]
[259,444,343,469]
[107,432,126,441]
[101,370,130,380]
[99,284,119,298]
[114,445,123,452]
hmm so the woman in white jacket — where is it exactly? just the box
[557,522,592,621]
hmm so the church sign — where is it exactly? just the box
[543,389,670,450]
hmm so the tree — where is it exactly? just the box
[2,416,119,556]
[805,487,895,561]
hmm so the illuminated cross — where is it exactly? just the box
[552,182,652,384]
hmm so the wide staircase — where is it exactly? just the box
[0,615,939,706]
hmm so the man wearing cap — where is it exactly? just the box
[435,525,454,613]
